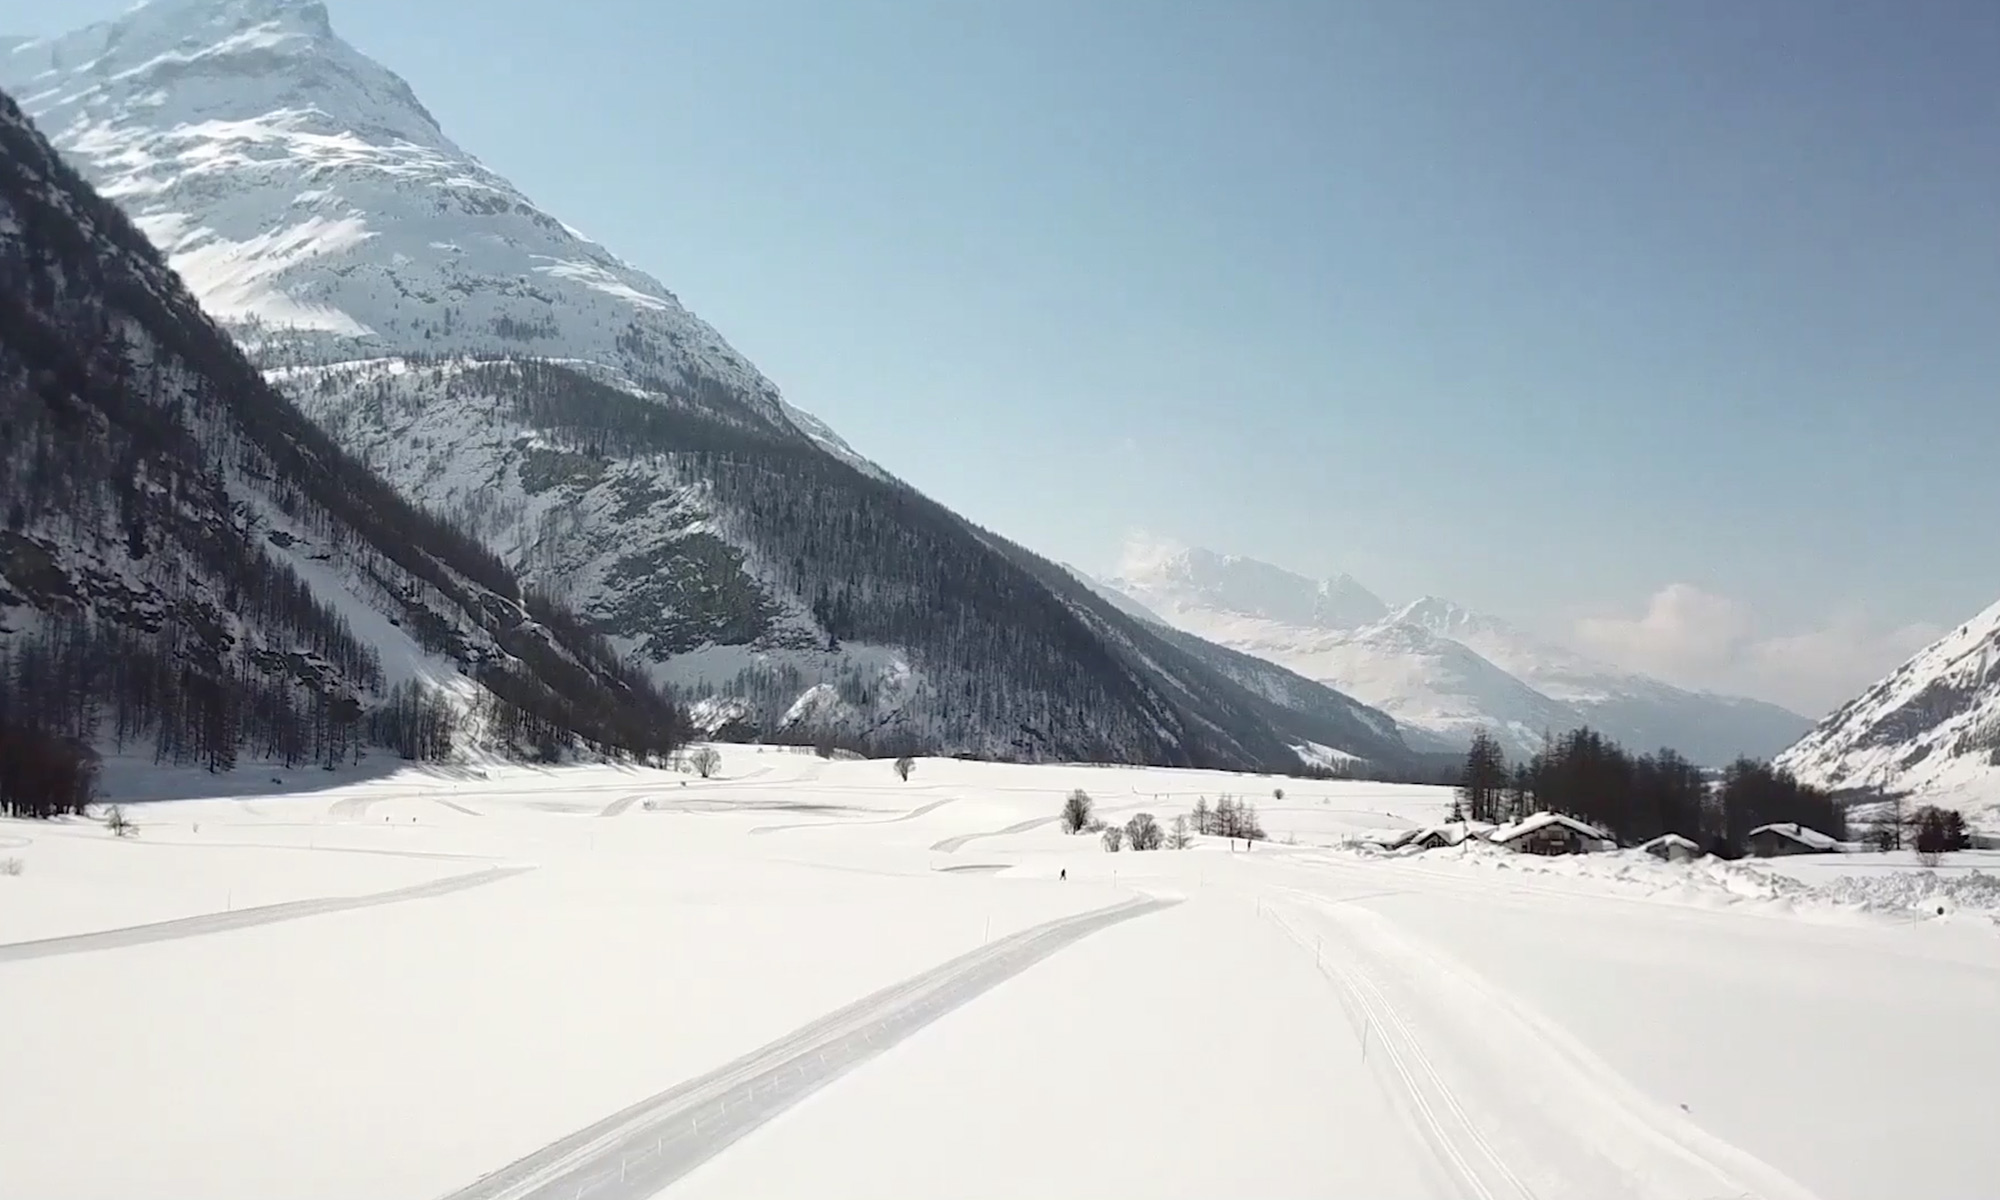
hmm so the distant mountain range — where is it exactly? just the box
[1096,544,1813,764]
[0,0,1417,772]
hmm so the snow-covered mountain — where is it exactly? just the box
[1777,599,2000,819]
[2,0,1412,771]
[1111,544,1390,630]
[0,0,862,453]
[0,85,682,768]
[1386,595,1811,761]
[1105,545,1811,763]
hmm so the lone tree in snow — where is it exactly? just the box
[1912,805,1969,867]
[689,746,722,779]
[1168,813,1193,850]
[894,755,916,782]
[1061,788,1094,834]
[1125,812,1164,851]
[1864,792,1908,852]
[1273,786,1286,802]
[104,804,136,838]
[1192,796,1212,835]
[1101,824,1124,852]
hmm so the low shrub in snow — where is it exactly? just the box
[688,747,722,779]
[0,857,23,877]
[105,805,136,838]
[1124,812,1163,851]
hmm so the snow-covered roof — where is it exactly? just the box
[1638,833,1701,852]
[1403,820,1498,847]
[1747,822,1841,851]
[1491,811,1612,845]
[1361,828,1420,848]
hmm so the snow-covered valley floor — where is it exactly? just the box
[3,750,1996,1200]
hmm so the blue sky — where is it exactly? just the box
[13,0,2000,711]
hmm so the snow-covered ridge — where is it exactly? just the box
[1,0,852,449]
[1778,597,2000,817]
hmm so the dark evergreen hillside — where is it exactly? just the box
[0,87,684,787]
[305,357,1415,771]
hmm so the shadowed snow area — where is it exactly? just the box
[3,747,1994,1200]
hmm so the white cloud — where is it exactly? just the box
[1575,584,1941,716]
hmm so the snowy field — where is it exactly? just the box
[3,749,1997,1200]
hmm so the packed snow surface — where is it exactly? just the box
[4,749,1996,1199]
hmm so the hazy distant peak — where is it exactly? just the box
[1111,536,1387,630]
[1110,540,1810,762]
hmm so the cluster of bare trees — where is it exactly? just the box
[365,681,458,762]
[0,711,94,818]
[1191,795,1265,841]
[1057,789,1196,852]
[1865,797,1972,864]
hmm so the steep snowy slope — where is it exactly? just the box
[0,86,681,767]
[3,0,1413,770]
[1777,599,2000,818]
[271,357,1413,767]
[1110,546,1809,762]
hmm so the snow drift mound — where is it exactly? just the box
[1339,840,2000,920]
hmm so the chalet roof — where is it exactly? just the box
[1638,833,1701,852]
[1491,811,1611,845]
[1747,822,1840,851]
[1361,828,1420,848]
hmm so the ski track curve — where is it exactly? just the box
[25,827,502,863]
[327,792,383,820]
[928,814,1060,853]
[1266,886,1826,1200]
[928,799,1159,854]
[432,796,484,817]
[436,895,1179,1200]
[752,797,959,837]
[0,865,534,964]
[0,832,32,850]
[597,793,648,818]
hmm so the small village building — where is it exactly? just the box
[1402,821,1497,851]
[1746,822,1841,857]
[1638,833,1701,863]
[1360,828,1420,851]
[1490,812,1613,856]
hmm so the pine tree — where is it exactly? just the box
[1456,730,1508,823]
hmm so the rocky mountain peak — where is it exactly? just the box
[2,0,826,442]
